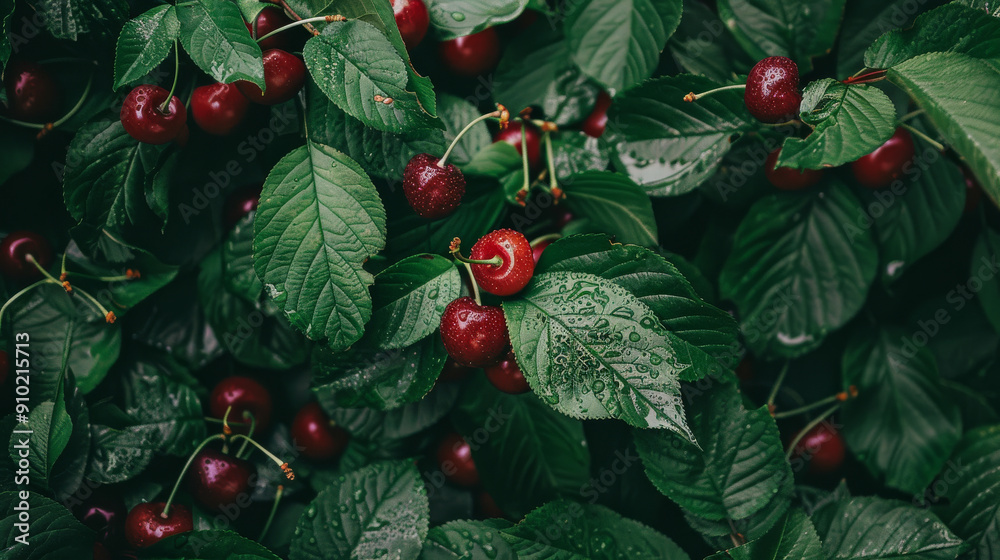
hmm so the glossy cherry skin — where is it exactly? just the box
[788,423,846,475]
[236,49,306,105]
[191,83,250,136]
[469,229,535,296]
[209,376,272,432]
[120,85,187,144]
[745,56,802,123]
[3,60,59,122]
[531,239,552,264]
[224,185,263,230]
[402,153,466,219]
[440,297,510,368]
[581,91,612,138]
[484,350,530,394]
[436,432,479,487]
[851,127,916,189]
[246,7,296,52]
[764,148,822,191]
[438,28,501,77]
[124,502,193,549]
[72,488,126,546]
[186,448,256,510]
[291,402,350,460]
[391,0,430,51]
[493,122,542,171]
[0,230,53,282]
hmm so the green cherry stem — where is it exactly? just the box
[162,434,226,518]
[784,403,841,460]
[519,122,530,193]
[766,361,789,413]
[543,132,558,192]
[530,233,561,248]
[258,484,285,543]
[899,109,925,123]
[255,15,345,44]
[0,280,49,333]
[0,72,94,131]
[773,392,843,419]
[159,40,180,114]
[460,261,482,306]
[439,110,501,168]
[899,122,945,152]
[450,247,503,268]
[228,434,296,480]
[236,413,257,459]
[683,84,745,102]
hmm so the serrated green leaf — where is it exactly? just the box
[684,488,793,551]
[49,388,89,501]
[936,424,1000,558]
[113,5,180,90]
[367,254,461,350]
[386,184,507,260]
[438,94,491,166]
[122,358,206,457]
[222,213,263,304]
[0,0,14,73]
[670,0,753,82]
[86,422,156,484]
[235,0,268,23]
[37,0,127,41]
[9,401,72,489]
[563,171,658,246]
[176,0,264,87]
[425,0,527,39]
[865,3,1000,69]
[973,228,1000,336]
[836,0,922,79]
[461,142,526,205]
[551,132,611,177]
[0,491,94,559]
[422,520,517,560]
[64,240,180,315]
[145,529,282,559]
[324,384,459,441]
[706,509,824,560]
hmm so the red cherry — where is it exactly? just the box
[962,167,984,214]
[469,229,534,296]
[439,297,509,368]
[531,239,552,264]
[124,502,193,549]
[191,83,250,136]
[224,185,263,230]
[851,127,916,189]
[209,376,272,432]
[476,490,505,518]
[581,91,612,138]
[0,230,53,282]
[788,423,846,475]
[745,56,802,124]
[764,148,822,191]
[246,7,296,52]
[436,432,479,487]
[186,448,256,510]
[438,358,472,382]
[291,402,350,460]
[438,28,501,77]
[71,488,126,547]
[484,350,530,394]
[391,0,430,51]
[402,153,467,219]
[493,122,542,171]
[120,85,187,144]
[236,49,305,106]
[3,60,60,123]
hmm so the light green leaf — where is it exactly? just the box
[0,491,94,559]
[438,94,490,166]
[422,520,516,559]
[113,5,180,89]
[425,0,527,39]
[176,0,264,87]
[563,171,658,246]
[706,509,824,560]
[367,254,461,350]
[123,357,206,456]
[9,401,72,489]
[864,3,1000,69]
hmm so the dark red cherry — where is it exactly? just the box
[186,448,256,510]
[391,0,430,51]
[439,297,509,368]
[402,153,466,219]
[291,401,350,461]
[436,432,479,487]
[493,122,542,171]
[788,423,846,475]
[745,56,802,123]
[581,91,612,138]
[438,28,501,77]
[224,185,263,230]
[3,60,59,122]
[0,230,53,281]
[209,376,272,433]
[851,127,916,189]
[236,49,305,105]
[191,83,250,136]
[469,229,534,296]
[484,350,530,394]
[124,502,193,549]
[531,239,552,264]
[120,85,187,144]
[72,488,126,546]
[246,7,296,52]
[764,148,822,191]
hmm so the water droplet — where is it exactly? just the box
[450,12,465,21]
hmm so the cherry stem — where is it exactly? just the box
[784,403,841,460]
[26,254,113,322]
[843,70,887,84]
[460,261,482,306]
[530,233,561,248]
[683,84,746,102]
[159,40,180,114]
[543,132,558,192]
[899,109,925,123]
[519,122,530,192]
[228,435,294,478]
[0,280,48,333]
[162,434,226,518]
[438,110,501,168]
[258,485,285,543]
[450,250,503,268]
[773,393,841,419]
[255,15,344,43]
[235,412,257,459]
[727,519,745,547]
[900,122,945,152]
[0,72,94,131]
[262,0,321,36]
[765,361,789,411]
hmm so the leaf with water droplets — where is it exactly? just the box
[422,520,517,559]
[936,424,1000,558]
[366,254,461,350]
[112,4,180,90]
[706,508,824,559]
[144,529,282,559]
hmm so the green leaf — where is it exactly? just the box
[551,132,611,177]
[669,0,753,82]
[706,509,824,560]
[438,94,491,166]
[253,141,386,352]
[122,357,206,456]
[145,530,282,559]
[683,488,793,552]
[813,495,967,559]
[605,75,758,196]
[888,52,1000,205]
[719,182,878,358]
[64,241,180,315]
[37,0,128,41]
[564,0,683,93]
[461,142,525,205]
[176,0,264,87]
[775,79,897,170]
[222,213,264,304]
[425,0,527,39]
[936,424,1000,558]
[113,5,180,89]
[385,184,507,259]
[304,21,439,134]
[504,271,697,437]
[634,380,792,521]
[973,228,1000,335]
[324,384,459,440]
[86,422,156,484]
[452,375,590,520]
[563,171,658,246]
[289,461,429,560]
[841,325,962,494]
[9,400,72,489]
[836,0,923,79]
[957,0,1000,16]
[501,500,690,559]
[422,520,516,559]
[235,0,268,23]
[716,0,846,71]
[0,0,14,74]
[49,388,89,501]
[0,491,94,559]
[864,3,1000,69]
[366,254,461,350]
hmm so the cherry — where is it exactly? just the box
[554,210,574,230]
[209,376,273,433]
[124,502,193,549]
[745,56,802,123]
[484,350,530,394]
[851,127,916,189]
[531,239,552,264]
[962,167,984,214]
[438,28,501,77]
[438,358,472,382]
[436,432,479,487]
[120,85,187,144]
[0,230,53,282]
[581,91,612,138]
[476,491,505,518]
[788,423,846,475]
[186,448,255,510]
[236,49,306,106]
[467,229,535,296]
[71,488,126,546]
[3,60,59,123]
[224,185,263,230]
[764,148,822,191]
[493,122,542,171]
[291,401,350,460]
[190,83,250,136]
[246,7,296,52]
[402,153,467,219]
[439,297,509,368]
[391,0,430,51]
